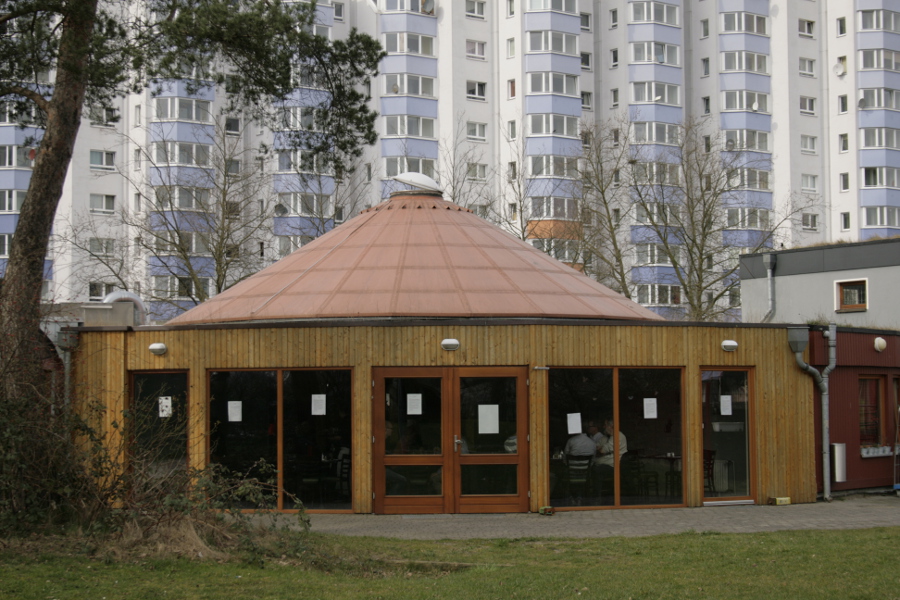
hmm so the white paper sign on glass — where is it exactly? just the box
[407,393,423,415]
[478,404,500,434]
[158,396,172,418]
[720,394,733,416]
[567,412,582,435]
[311,394,327,415]
[228,400,242,422]
[643,397,658,419]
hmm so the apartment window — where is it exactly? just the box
[282,106,326,131]
[385,115,436,138]
[608,89,617,108]
[610,9,618,28]
[860,10,900,33]
[634,122,681,145]
[529,113,579,137]
[467,162,487,181]
[800,173,819,193]
[582,52,593,70]
[225,117,240,136]
[839,172,850,191]
[530,196,579,219]
[798,19,815,37]
[701,57,709,76]
[636,284,681,306]
[528,72,579,96]
[632,42,679,66]
[865,205,900,226]
[724,90,769,112]
[333,2,344,20]
[700,18,709,38]
[633,162,681,185]
[507,79,516,98]
[580,13,591,30]
[385,74,435,97]
[726,208,771,230]
[863,167,900,188]
[89,150,115,170]
[528,31,578,55]
[722,51,769,74]
[799,58,815,77]
[89,237,115,257]
[134,104,141,126]
[837,56,848,74]
[89,106,117,127]
[860,88,900,110]
[632,81,679,105]
[859,377,882,446]
[0,233,9,257]
[729,168,770,190]
[636,203,675,225]
[530,155,579,178]
[839,133,849,152]
[467,121,487,141]
[89,194,115,214]
[703,136,711,153]
[507,120,517,140]
[722,12,767,35]
[154,275,210,299]
[841,212,851,230]
[702,96,710,114]
[507,162,517,180]
[507,38,515,58]
[609,48,618,68]
[466,0,485,18]
[800,135,817,154]
[466,40,486,59]
[385,32,435,56]
[277,192,332,217]
[154,186,211,210]
[583,91,594,109]
[635,243,673,266]
[385,156,436,178]
[863,127,900,149]
[838,95,848,113]
[862,49,900,73]
[226,159,241,174]
[507,0,515,17]
[526,0,577,13]
[365,163,372,182]
[839,281,867,311]
[0,190,25,212]
[155,141,210,166]
[88,282,117,301]
[631,2,679,26]
[801,211,819,230]
[277,149,328,174]
[154,97,211,122]
[837,16,847,36]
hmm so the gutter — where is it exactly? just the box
[788,324,837,501]
[761,253,776,323]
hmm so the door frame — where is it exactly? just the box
[372,366,530,514]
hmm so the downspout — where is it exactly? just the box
[788,324,837,501]
[761,253,776,323]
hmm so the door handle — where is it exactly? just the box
[454,435,463,452]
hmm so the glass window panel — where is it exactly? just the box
[459,378,517,454]
[385,378,441,455]
[460,465,518,495]
[132,372,188,484]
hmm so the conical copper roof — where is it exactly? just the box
[167,191,663,325]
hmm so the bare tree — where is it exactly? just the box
[437,115,493,213]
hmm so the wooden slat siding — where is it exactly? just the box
[73,323,816,511]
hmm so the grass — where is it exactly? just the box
[1,527,898,599]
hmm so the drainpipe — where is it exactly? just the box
[761,253,776,323]
[788,324,838,501]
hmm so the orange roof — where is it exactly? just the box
[167,191,664,325]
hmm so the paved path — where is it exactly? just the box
[302,494,900,540]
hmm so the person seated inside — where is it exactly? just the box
[593,417,627,500]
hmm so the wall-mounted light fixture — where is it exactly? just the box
[874,337,887,352]
[721,340,738,352]
[149,342,168,356]
[441,338,460,351]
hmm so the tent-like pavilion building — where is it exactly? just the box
[74,189,816,513]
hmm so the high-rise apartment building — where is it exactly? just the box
[2,0,898,321]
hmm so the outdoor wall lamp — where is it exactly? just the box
[721,340,738,352]
[149,342,168,356]
[874,337,887,352]
[441,338,460,351]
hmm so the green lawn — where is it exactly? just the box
[1,527,897,599]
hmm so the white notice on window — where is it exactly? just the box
[567,412,582,435]
[311,394,327,416]
[228,401,242,422]
[478,404,500,434]
[720,395,733,416]
[643,397,658,419]
[158,396,172,418]
[407,393,423,415]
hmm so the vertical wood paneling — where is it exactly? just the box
[74,323,817,512]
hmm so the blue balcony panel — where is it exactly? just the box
[0,169,33,190]
[381,55,438,78]
[380,12,438,35]
[719,72,771,93]
[626,23,682,45]
[719,111,771,131]
[150,80,216,101]
[627,104,683,123]
[859,188,900,207]
[524,136,583,155]
[273,216,333,237]
[149,166,215,188]
[524,53,583,76]
[271,173,336,196]
[524,94,582,116]
[380,96,439,119]
[627,64,684,86]
[380,137,438,158]
[523,11,582,35]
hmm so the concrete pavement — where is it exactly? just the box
[302,493,900,539]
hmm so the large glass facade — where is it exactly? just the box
[701,370,751,498]
[549,368,682,508]
[131,372,188,480]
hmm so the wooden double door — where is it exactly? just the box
[373,367,529,514]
